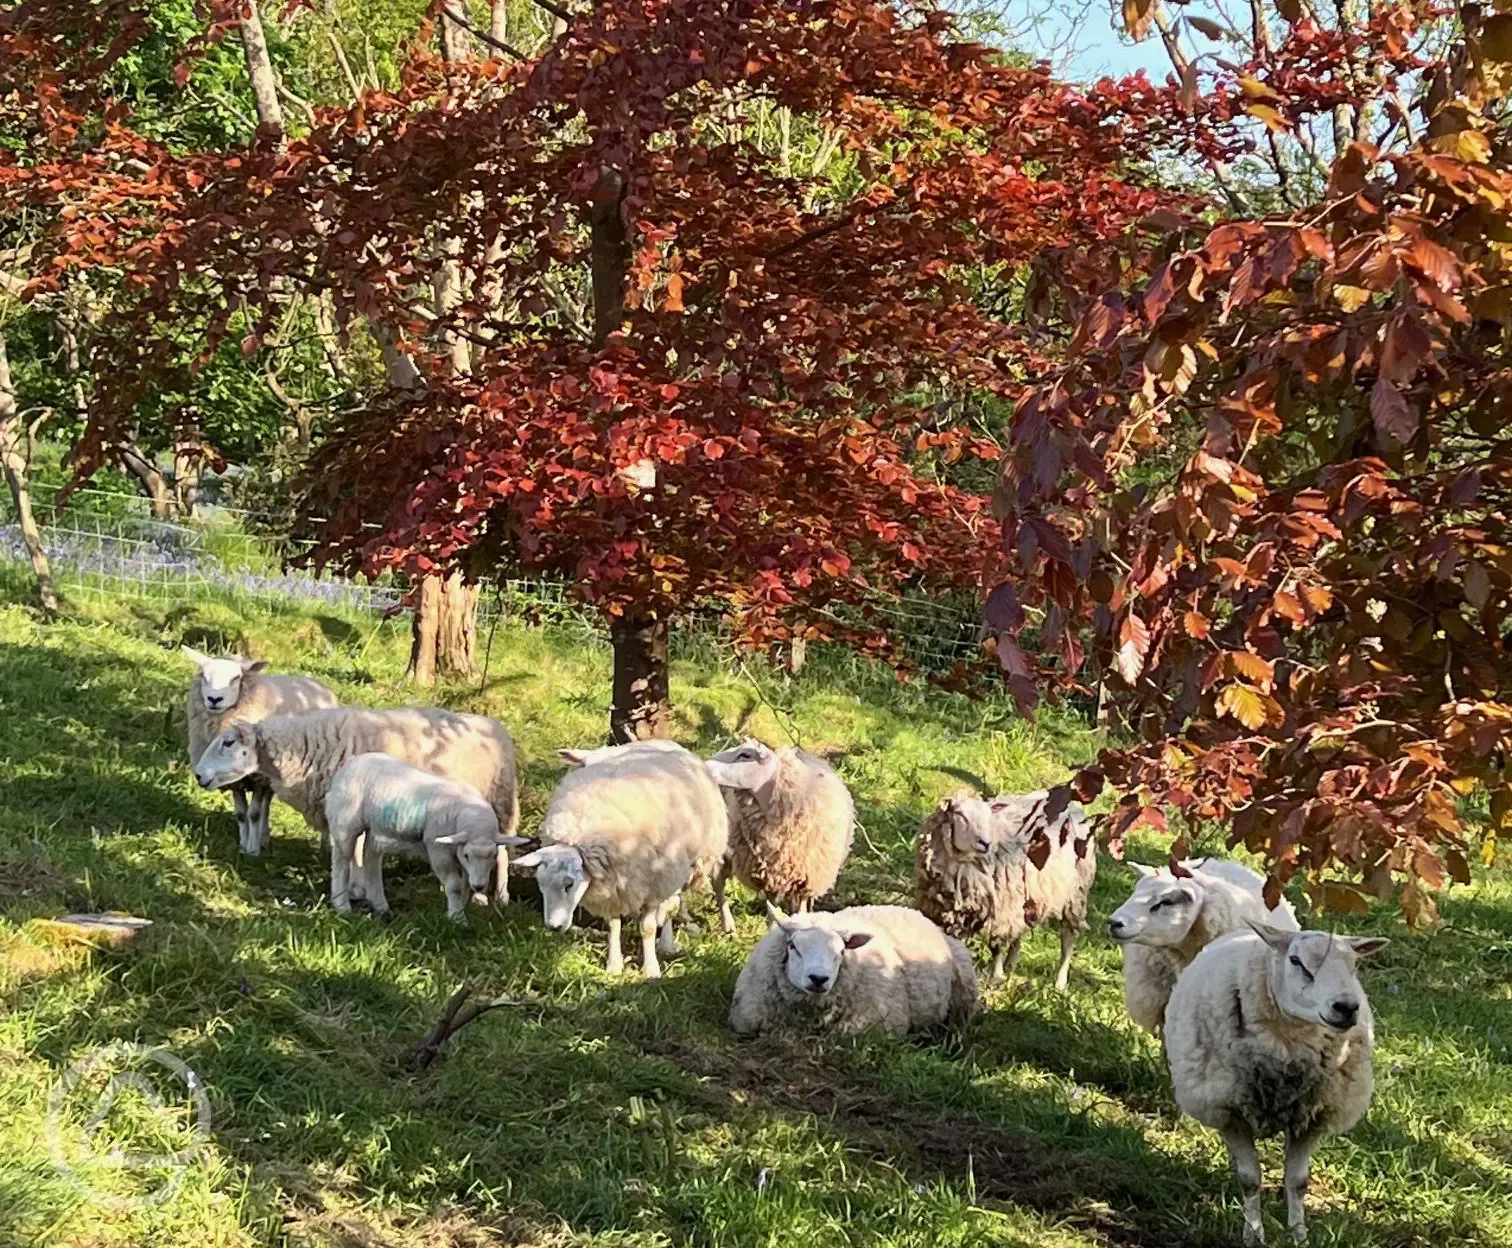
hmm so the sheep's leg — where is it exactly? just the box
[1053,922,1078,992]
[1220,1121,1265,1246]
[656,895,680,957]
[639,908,663,979]
[605,917,624,975]
[714,863,736,935]
[360,846,390,920]
[1283,1131,1320,1244]
[232,785,253,854]
[250,783,273,855]
[993,936,1024,986]
[795,896,811,915]
[329,825,354,913]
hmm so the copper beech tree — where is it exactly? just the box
[2,0,1191,740]
[992,1,1512,921]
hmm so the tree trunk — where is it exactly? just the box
[609,615,671,742]
[237,1,286,139]
[588,167,629,346]
[407,573,442,686]
[172,444,201,519]
[0,332,59,615]
[119,439,174,518]
[490,0,510,43]
[437,571,479,678]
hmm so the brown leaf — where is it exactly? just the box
[1187,15,1225,38]
[1115,611,1151,684]
[1228,650,1276,692]
[1122,0,1156,39]
[1215,683,1281,729]
[1463,560,1491,610]
[1371,378,1416,447]
[1183,609,1210,638]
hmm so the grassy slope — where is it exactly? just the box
[0,583,1508,1248]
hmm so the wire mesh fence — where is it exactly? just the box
[1,481,993,675]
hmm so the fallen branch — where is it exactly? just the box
[408,983,515,1071]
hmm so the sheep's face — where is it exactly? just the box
[1253,924,1386,1032]
[1107,867,1205,945]
[185,648,266,713]
[512,845,590,930]
[193,723,259,789]
[777,920,872,996]
[933,795,995,857]
[704,740,780,801]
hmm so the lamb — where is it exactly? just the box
[702,739,855,933]
[1109,857,1300,1033]
[192,707,520,876]
[914,789,1096,987]
[324,753,527,921]
[728,903,978,1037]
[1165,921,1387,1245]
[182,647,339,854]
[511,742,728,978]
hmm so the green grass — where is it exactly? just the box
[0,583,1508,1248]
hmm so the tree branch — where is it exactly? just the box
[439,6,525,60]
[408,984,516,1071]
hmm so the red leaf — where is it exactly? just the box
[985,582,1023,631]
[1116,612,1151,684]
[1371,379,1416,447]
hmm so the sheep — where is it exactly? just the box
[1110,857,1300,1033]
[914,789,1096,988]
[557,739,687,768]
[511,742,728,978]
[192,707,520,877]
[182,647,338,854]
[1164,921,1387,1245]
[323,753,527,921]
[728,903,978,1037]
[702,739,855,933]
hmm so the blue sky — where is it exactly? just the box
[964,1,1178,83]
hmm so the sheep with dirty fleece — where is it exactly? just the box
[183,647,338,854]
[1165,921,1386,1246]
[324,753,527,921]
[1110,856,1300,1032]
[512,742,728,978]
[703,739,855,932]
[729,903,977,1037]
[914,789,1096,987]
[192,707,520,868]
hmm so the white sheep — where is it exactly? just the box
[511,743,728,978]
[324,753,527,921]
[557,739,687,768]
[182,647,339,854]
[914,789,1096,987]
[1110,857,1300,1032]
[702,739,855,932]
[728,903,978,1037]
[1165,922,1387,1245]
[192,707,520,872]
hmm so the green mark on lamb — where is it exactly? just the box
[379,793,429,836]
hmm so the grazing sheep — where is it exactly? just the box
[1165,922,1386,1245]
[192,707,520,869]
[914,789,1096,987]
[728,903,977,1037]
[511,743,728,978]
[1110,857,1300,1032]
[182,647,338,854]
[324,753,526,921]
[703,739,855,933]
[557,740,687,768]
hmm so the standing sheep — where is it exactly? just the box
[324,753,527,921]
[1110,856,1300,1032]
[914,789,1096,987]
[703,739,855,933]
[182,648,338,854]
[728,903,977,1037]
[511,743,728,978]
[192,707,520,868]
[1165,922,1386,1245]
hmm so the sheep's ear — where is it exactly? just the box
[764,900,790,927]
[1129,862,1156,879]
[1246,919,1297,952]
[557,748,588,767]
[1346,936,1388,958]
[181,645,211,667]
[432,833,462,845]
[234,721,257,742]
[842,932,872,950]
[511,850,545,870]
[495,834,530,847]
[241,659,269,674]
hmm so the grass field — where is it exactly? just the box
[0,577,1508,1248]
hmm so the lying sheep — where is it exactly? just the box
[182,647,338,854]
[192,707,519,869]
[914,789,1096,987]
[1111,857,1300,1032]
[703,740,855,932]
[728,903,977,1037]
[512,742,727,978]
[557,740,687,768]
[1165,922,1386,1246]
[324,753,526,921]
